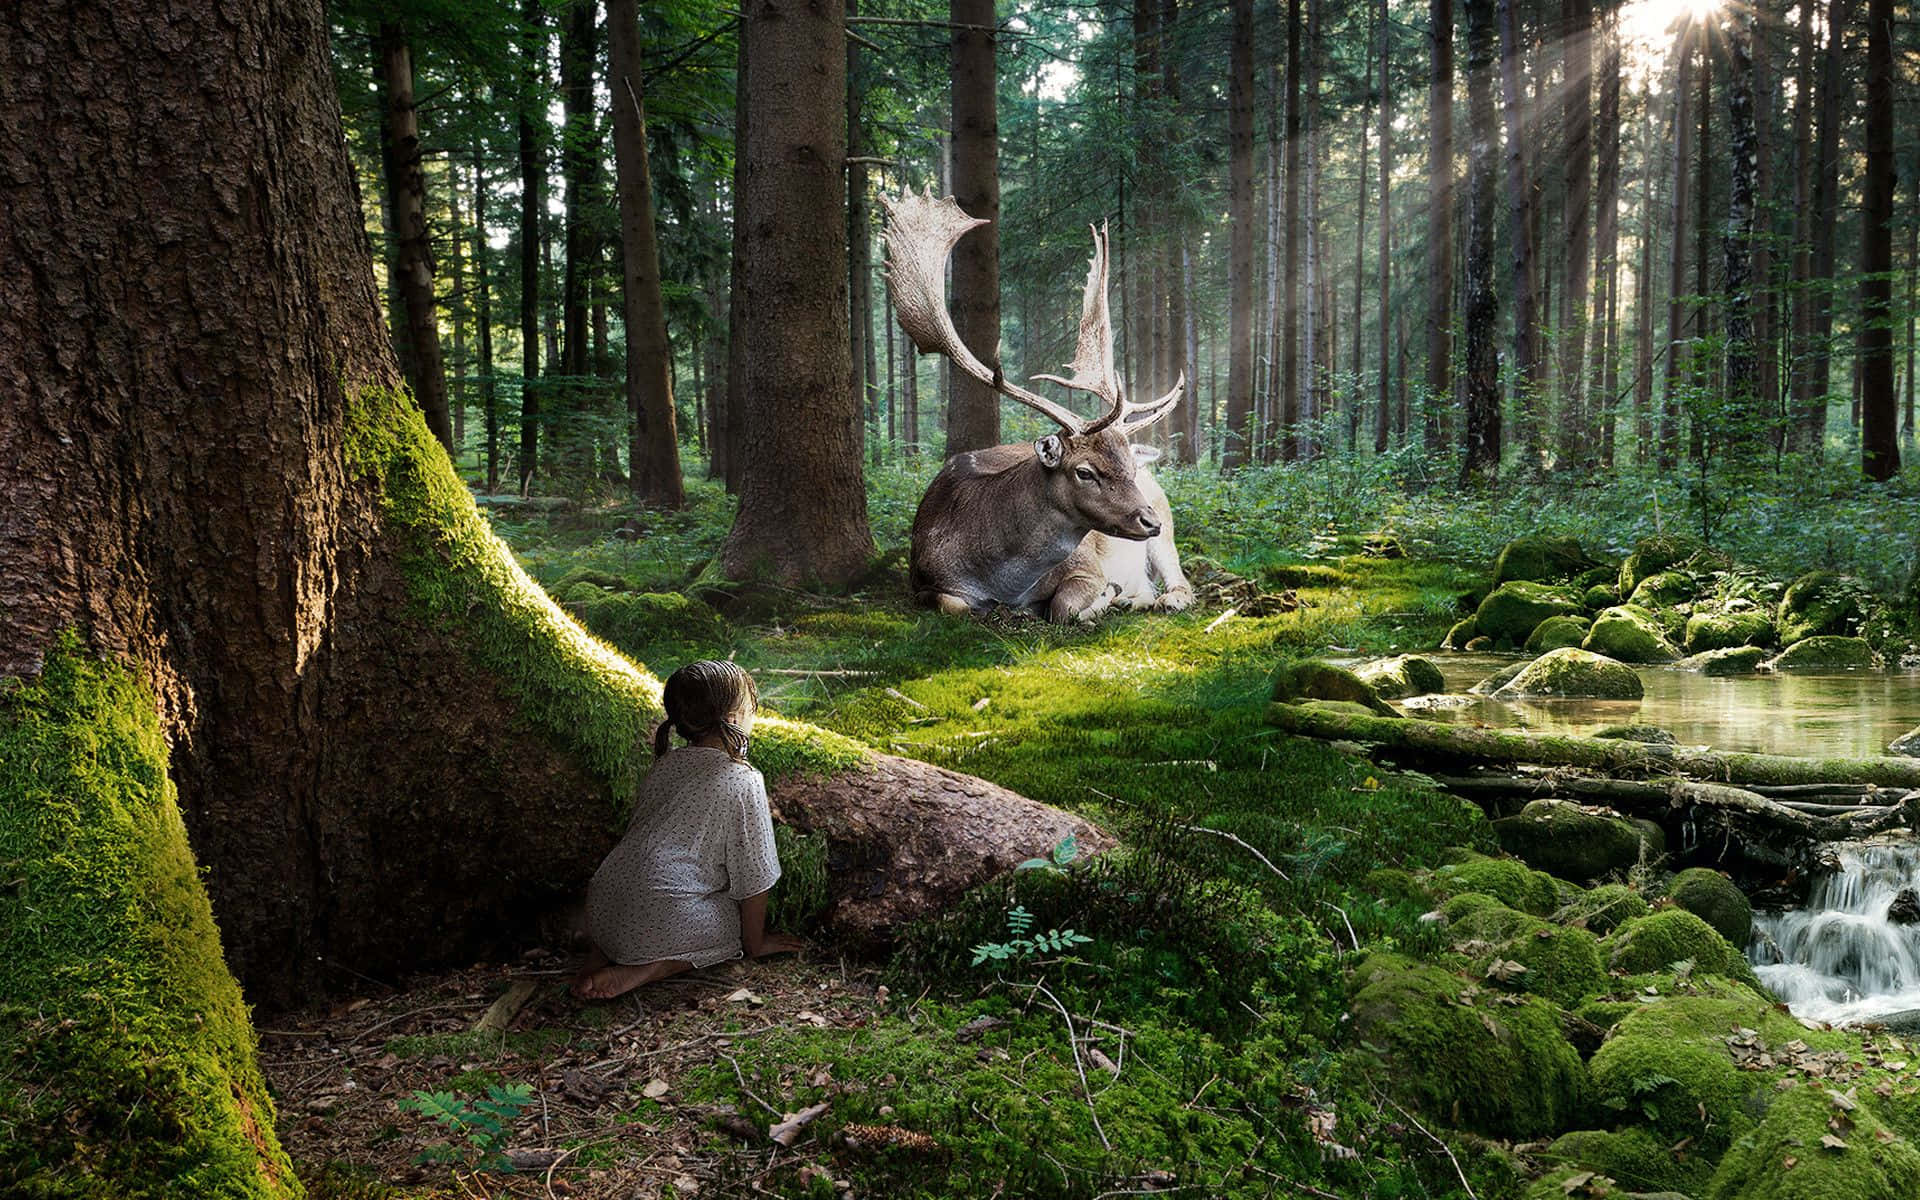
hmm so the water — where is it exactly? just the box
[1410,652,1920,760]
[1751,842,1920,1026]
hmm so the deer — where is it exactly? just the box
[880,186,1195,623]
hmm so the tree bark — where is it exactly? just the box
[1376,0,1394,455]
[1722,4,1759,460]
[1752,0,1778,446]
[473,143,500,493]
[1300,0,1324,462]
[947,0,1001,456]
[723,36,749,493]
[607,0,685,508]
[849,0,878,467]
[1788,0,1817,453]
[1282,0,1304,463]
[1353,7,1371,454]
[1461,0,1502,483]
[1224,0,1256,468]
[1426,0,1455,455]
[1801,0,1852,455]
[557,0,597,474]
[1633,73,1661,463]
[517,0,544,491]
[1858,0,1899,480]
[1556,0,1592,468]
[1497,0,1540,469]
[721,0,873,585]
[1660,19,1696,472]
[1589,10,1620,468]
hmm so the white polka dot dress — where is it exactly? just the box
[586,747,783,968]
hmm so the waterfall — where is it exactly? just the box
[1751,841,1920,1026]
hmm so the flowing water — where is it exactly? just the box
[1751,842,1920,1026]
[1411,652,1920,760]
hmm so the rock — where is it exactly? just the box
[1890,888,1920,925]
[1776,569,1868,645]
[1475,581,1585,646]
[1345,954,1592,1139]
[1592,724,1678,745]
[775,753,1114,945]
[1666,867,1753,945]
[1469,659,1531,695]
[1582,583,1620,612]
[1361,868,1432,909]
[1441,616,1479,650]
[1765,635,1881,671]
[1553,882,1652,935]
[1464,636,1494,651]
[1581,605,1681,664]
[1618,534,1728,595]
[1493,647,1645,700]
[1270,660,1398,715]
[1493,799,1659,880]
[1535,1128,1708,1199]
[1677,645,1770,675]
[1491,535,1602,585]
[1431,857,1561,915]
[1360,532,1406,559]
[1705,1079,1920,1200]
[1891,726,1920,757]
[1447,902,1609,1006]
[1353,654,1448,700]
[1683,608,1776,654]
[1604,909,1755,982]
[1627,570,1697,613]
[1524,614,1591,653]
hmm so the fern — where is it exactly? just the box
[398,1081,534,1172]
[970,904,1093,967]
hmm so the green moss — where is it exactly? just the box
[1776,571,1868,645]
[1443,616,1479,649]
[385,1028,572,1060]
[1494,799,1657,879]
[1353,654,1447,699]
[1667,869,1754,946]
[1493,536,1603,585]
[1539,1126,1711,1196]
[1469,659,1532,695]
[1685,609,1777,654]
[1592,725,1678,744]
[1432,858,1560,916]
[1767,636,1882,671]
[551,566,642,594]
[768,825,831,933]
[1627,570,1698,613]
[0,635,298,1197]
[1526,614,1593,653]
[1620,535,1727,595]
[1345,957,1592,1138]
[1270,659,1396,714]
[1450,907,1609,1006]
[1493,647,1646,699]
[1439,891,1509,924]
[1584,583,1622,612]
[1556,883,1653,935]
[1476,582,1586,645]
[1362,867,1432,909]
[1706,1082,1920,1200]
[1605,909,1759,985]
[564,590,729,658]
[1680,645,1771,675]
[1583,605,1682,664]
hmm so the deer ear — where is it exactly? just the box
[1129,443,1163,466]
[1034,435,1064,468]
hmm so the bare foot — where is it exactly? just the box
[748,934,806,959]
[573,957,693,1002]
[568,945,610,999]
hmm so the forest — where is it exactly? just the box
[2,0,1920,1198]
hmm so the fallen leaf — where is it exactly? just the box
[1820,1134,1848,1151]
[642,1078,670,1100]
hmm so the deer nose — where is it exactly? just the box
[1134,510,1161,538]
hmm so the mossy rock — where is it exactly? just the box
[1494,647,1646,700]
[1442,615,1479,650]
[550,566,639,595]
[1353,654,1448,700]
[1494,799,1659,881]
[1605,909,1757,985]
[1260,562,1346,589]
[1465,635,1496,651]
[1593,724,1679,745]
[567,589,730,654]
[1583,605,1682,664]
[1295,698,1401,721]
[1555,882,1653,935]
[1492,535,1604,585]
[1776,570,1868,645]
[1476,581,1586,645]
[1450,905,1610,1006]
[1432,858,1560,916]
[1684,609,1777,654]
[1538,1126,1712,1197]
[1666,868,1753,946]
[1705,1080,1920,1200]
[1891,726,1920,757]
[1620,535,1728,595]
[1628,571,1699,614]
[1584,582,1623,612]
[1470,658,1533,695]
[1362,867,1433,909]
[1526,614,1593,653]
[1270,660,1398,715]
[1679,645,1771,676]
[1766,635,1881,671]
[1345,955,1592,1139]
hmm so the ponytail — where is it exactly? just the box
[652,661,758,762]
[652,719,674,759]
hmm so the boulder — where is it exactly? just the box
[1469,659,1532,695]
[1677,645,1771,675]
[1553,882,1652,935]
[1441,616,1478,650]
[1891,726,1920,757]
[1592,724,1678,745]
[1524,614,1592,653]
[1765,635,1881,671]
[1582,583,1620,612]
[1604,909,1755,982]
[1627,570,1698,613]
[1776,570,1867,645]
[1534,1128,1708,1199]
[1493,647,1645,700]
[1618,534,1728,595]
[1475,581,1585,645]
[1493,799,1659,880]
[1582,605,1682,664]
[1464,636,1495,651]
[1345,955,1592,1139]
[1270,660,1398,715]
[1353,654,1448,700]
[1683,609,1776,654]
[1447,902,1609,1006]
[1431,857,1561,915]
[1666,867,1753,945]
[1491,535,1603,585]
[1704,1080,1920,1200]
[1889,887,1920,925]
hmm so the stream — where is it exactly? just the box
[1751,842,1920,1027]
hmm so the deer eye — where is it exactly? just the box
[1074,465,1098,483]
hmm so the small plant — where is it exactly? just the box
[397,1081,533,1172]
[970,904,1092,966]
[1015,832,1083,874]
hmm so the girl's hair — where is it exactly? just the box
[653,660,758,761]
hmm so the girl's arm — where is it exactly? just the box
[737,890,802,958]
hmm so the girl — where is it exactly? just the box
[572,660,803,1001]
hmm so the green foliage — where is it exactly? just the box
[969,904,1094,967]
[1707,1082,1920,1200]
[0,634,298,1197]
[767,824,831,934]
[396,1082,533,1173]
[1431,858,1561,916]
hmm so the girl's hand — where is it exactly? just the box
[747,933,805,958]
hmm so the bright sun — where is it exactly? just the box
[1620,0,1727,57]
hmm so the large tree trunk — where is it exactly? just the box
[517,0,544,491]
[1660,20,1696,472]
[607,0,685,508]
[849,0,877,466]
[374,24,454,453]
[558,0,597,474]
[1722,4,1759,460]
[1858,0,1899,480]
[474,143,500,493]
[1801,0,1852,455]
[946,0,1001,456]
[1787,0,1817,454]
[721,0,872,584]
[1281,0,1304,463]
[1751,0,1779,447]
[1376,0,1395,455]
[1425,0,1455,455]
[1556,0,1592,468]
[1589,10,1621,467]
[1497,0,1540,469]
[1224,0,1256,468]
[1300,0,1324,462]
[1461,0,1502,483]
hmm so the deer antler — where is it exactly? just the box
[1028,223,1182,436]
[880,186,1088,435]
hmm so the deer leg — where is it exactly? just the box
[932,592,974,616]
[1041,545,1114,624]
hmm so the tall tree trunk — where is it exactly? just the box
[1259,55,1281,455]
[1557,0,1592,467]
[517,0,544,491]
[1497,0,1540,470]
[1164,0,1197,465]
[1589,10,1621,468]
[1462,0,1502,483]
[374,24,453,452]
[1353,6,1372,454]
[1752,0,1779,445]
[721,0,872,585]
[1300,0,1324,461]
[849,0,877,468]
[607,0,684,508]
[1802,0,1852,455]
[1634,76,1660,462]
[558,0,596,474]
[1690,33,1713,465]
[722,36,749,493]
[1722,3,1759,460]
[947,0,1001,456]
[1224,0,1256,468]
[1858,0,1898,480]
[1660,20,1697,472]
[1376,0,1394,455]
[1282,0,1304,462]
[473,144,499,493]
[449,159,469,457]
[1426,0,1455,455]
[1908,169,1918,440]
[1787,0,1817,453]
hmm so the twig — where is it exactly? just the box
[1388,1097,1477,1200]
[768,1101,830,1147]
[718,1051,782,1117]
[1203,607,1239,633]
[1321,901,1359,953]
[761,668,880,677]
[1176,824,1292,882]
[542,1145,579,1200]
[1016,978,1110,1151]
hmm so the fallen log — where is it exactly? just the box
[1267,703,1920,789]
[1746,783,1882,800]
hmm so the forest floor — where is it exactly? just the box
[271,459,1920,1200]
